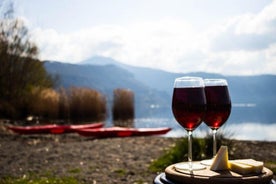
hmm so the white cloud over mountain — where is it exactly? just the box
[28,0,276,75]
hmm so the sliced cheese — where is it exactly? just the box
[229,161,254,174]
[234,159,263,173]
[229,159,264,174]
[210,146,229,171]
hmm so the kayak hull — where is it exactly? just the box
[7,123,104,134]
[76,127,171,138]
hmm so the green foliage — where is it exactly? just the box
[265,161,276,175]
[0,170,79,183]
[149,134,232,172]
[113,168,127,176]
[203,130,234,158]
[0,175,80,184]
[68,168,81,174]
[149,138,205,172]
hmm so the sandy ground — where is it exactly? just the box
[0,126,275,183]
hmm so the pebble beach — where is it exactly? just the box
[0,126,275,183]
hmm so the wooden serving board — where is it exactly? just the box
[165,162,273,184]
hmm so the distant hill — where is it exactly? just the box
[44,57,276,124]
[44,61,171,118]
[81,56,123,66]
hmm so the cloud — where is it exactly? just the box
[202,0,276,75]
[31,25,125,62]
[28,1,276,75]
[235,0,276,35]
[31,19,200,67]
[210,0,276,51]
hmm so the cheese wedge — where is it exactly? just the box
[229,159,264,174]
[210,146,229,171]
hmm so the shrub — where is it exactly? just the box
[204,129,234,158]
[149,138,205,172]
[149,131,233,172]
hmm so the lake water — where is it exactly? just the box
[105,103,276,141]
[129,102,276,141]
[132,118,276,141]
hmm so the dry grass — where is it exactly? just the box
[27,87,107,124]
[112,88,134,127]
[30,88,59,120]
[2,87,138,125]
[68,87,107,123]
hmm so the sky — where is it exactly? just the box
[8,0,276,75]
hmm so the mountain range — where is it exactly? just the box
[44,56,276,124]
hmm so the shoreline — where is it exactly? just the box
[0,131,275,183]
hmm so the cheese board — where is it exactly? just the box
[164,162,273,184]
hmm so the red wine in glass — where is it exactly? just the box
[172,87,206,131]
[204,85,231,129]
[202,79,231,165]
[172,77,206,171]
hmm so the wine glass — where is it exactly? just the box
[201,79,231,165]
[172,76,206,171]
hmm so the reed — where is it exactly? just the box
[112,88,134,127]
[57,87,70,122]
[29,87,59,121]
[26,87,107,124]
[68,87,107,123]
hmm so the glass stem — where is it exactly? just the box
[212,129,217,158]
[188,130,192,170]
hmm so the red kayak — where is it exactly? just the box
[76,127,171,138]
[7,122,104,134]
[50,123,104,134]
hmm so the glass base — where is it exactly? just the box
[200,159,213,166]
[175,162,206,171]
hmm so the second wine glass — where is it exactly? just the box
[202,78,231,165]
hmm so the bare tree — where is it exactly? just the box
[0,1,55,119]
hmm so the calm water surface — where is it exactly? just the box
[132,118,276,141]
